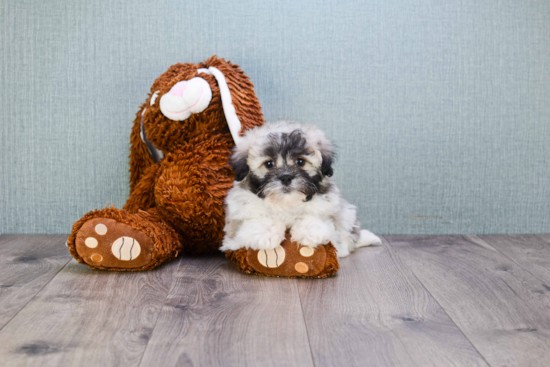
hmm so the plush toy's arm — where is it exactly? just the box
[123,163,160,213]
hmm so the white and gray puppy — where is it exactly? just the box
[221,121,380,257]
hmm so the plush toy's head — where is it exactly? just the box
[129,56,264,191]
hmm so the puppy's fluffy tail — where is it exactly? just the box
[356,229,381,248]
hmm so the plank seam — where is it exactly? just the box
[296,279,317,367]
[382,235,494,367]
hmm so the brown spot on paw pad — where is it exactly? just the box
[75,218,153,269]
[90,253,103,263]
[294,262,309,273]
[232,232,338,278]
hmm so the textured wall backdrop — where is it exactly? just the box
[1,0,549,235]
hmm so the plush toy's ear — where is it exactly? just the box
[200,56,264,146]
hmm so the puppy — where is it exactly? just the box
[221,121,380,257]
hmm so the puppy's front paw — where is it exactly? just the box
[234,219,286,250]
[291,217,335,248]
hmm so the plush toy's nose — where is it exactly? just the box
[168,81,187,97]
[159,77,212,121]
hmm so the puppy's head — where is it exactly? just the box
[231,121,334,206]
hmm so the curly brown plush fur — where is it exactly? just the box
[67,56,264,271]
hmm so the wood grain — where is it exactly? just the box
[386,235,550,367]
[138,255,314,367]
[476,234,550,284]
[0,257,180,366]
[297,237,488,367]
[0,234,71,331]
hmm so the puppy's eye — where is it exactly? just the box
[296,158,305,167]
[264,160,275,169]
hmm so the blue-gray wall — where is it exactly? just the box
[1,0,549,235]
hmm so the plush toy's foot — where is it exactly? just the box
[67,208,181,271]
[225,233,339,278]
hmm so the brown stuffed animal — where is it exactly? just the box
[67,56,264,271]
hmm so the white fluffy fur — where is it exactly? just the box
[221,121,381,257]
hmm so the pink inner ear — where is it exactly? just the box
[168,81,187,97]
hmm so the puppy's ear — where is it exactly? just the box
[320,152,334,177]
[230,142,250,181]
[317,133,335,177]
[302,124,335,178]
[230,155,249,181]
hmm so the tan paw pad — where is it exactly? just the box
[111,237,141,261]
[299,246,314,257]
[95,223,108,235]
[257,246,286,268]
[85,237,98,248]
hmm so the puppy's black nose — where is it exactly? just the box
[280,175,293,186]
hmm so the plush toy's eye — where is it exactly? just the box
[264,160,275,169]
[296,158,305,167]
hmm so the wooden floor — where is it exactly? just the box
[1,235,550,366]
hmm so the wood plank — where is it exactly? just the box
[297,237,488,367]
[0,234,72,331]
[386,235,550,367]
[139,255,314,367]
[476,234,550,283]
[0,257,179,366]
